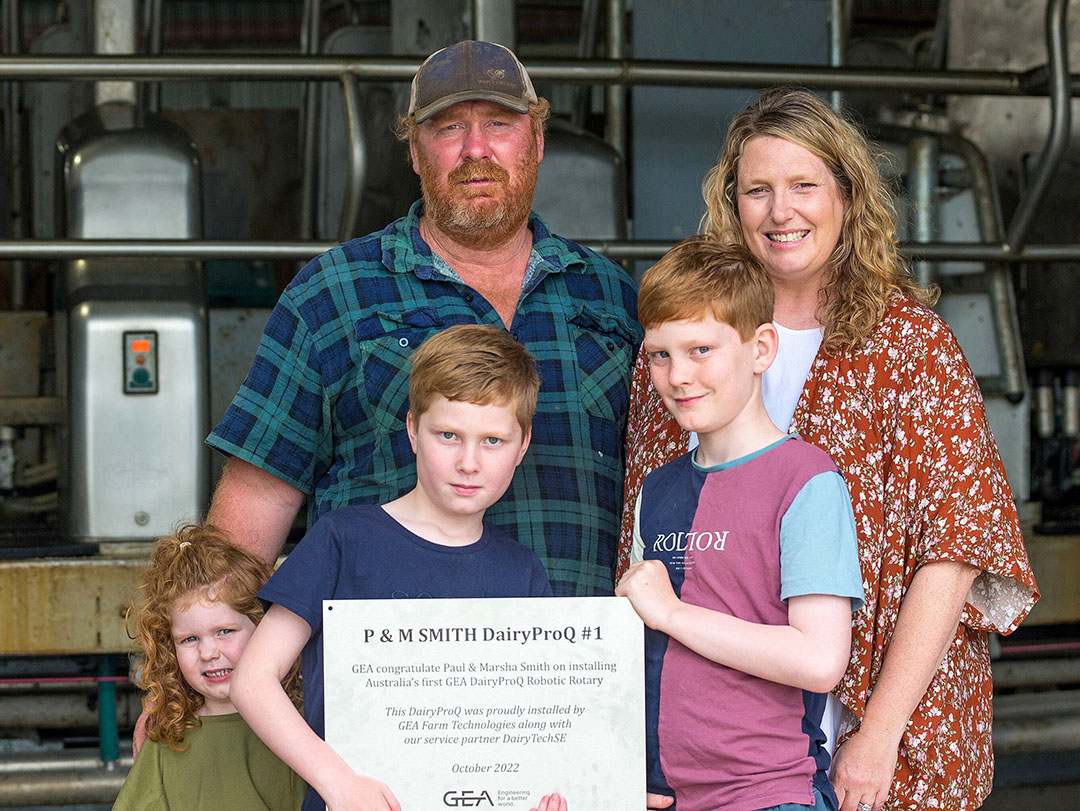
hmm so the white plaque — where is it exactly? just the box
[323,597,645,810]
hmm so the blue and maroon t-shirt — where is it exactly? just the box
[633,435,863,811]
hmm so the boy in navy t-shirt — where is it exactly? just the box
[616,238,863,811]
[233,324,564,811]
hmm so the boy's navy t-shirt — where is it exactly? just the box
[259,503,552,811]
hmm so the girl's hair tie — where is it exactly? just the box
[178,541,192,550]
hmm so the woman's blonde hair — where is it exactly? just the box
[126,524,300,751]
[701,87,936,352]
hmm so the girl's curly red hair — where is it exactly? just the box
[126,524,300,750]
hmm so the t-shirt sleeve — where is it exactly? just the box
[528,553,554,597]
[779,471,864,610]
[258,514,343,634]
[205,282,324,492]
[111,740,168,811]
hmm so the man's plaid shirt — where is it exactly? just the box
[208,201,642,596]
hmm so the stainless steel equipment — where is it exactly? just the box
[56,102,208,541]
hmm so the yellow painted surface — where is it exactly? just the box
[1020,533,1080,626]
[0,556,145,654]
[0,528,1075,655]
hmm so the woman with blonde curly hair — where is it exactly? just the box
[114,525,305,811]
[618,88,1038,811]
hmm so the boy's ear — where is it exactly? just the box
[752,322,779,374]
[405,411,419,453]
[515,427,533,466]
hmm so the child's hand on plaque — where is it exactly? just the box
[529,793,567,811]
[616,559,680,631]
[647,791,675,809]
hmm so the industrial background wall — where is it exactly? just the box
[0,0,1078,808]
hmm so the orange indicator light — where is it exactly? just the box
[131,339,151,353]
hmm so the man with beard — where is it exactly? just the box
[205,40,641,599]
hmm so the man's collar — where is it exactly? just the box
[381,200,588,276]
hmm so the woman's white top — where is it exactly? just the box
[688,322,824,447]
[762,322,824,432]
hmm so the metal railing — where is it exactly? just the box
[0,0,1072,267]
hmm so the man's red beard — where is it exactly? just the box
[417,144,538,250]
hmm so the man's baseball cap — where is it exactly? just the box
[408,40,538,124]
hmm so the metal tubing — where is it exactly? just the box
[1007,0,1071,251]
[954,136,1027,403]
[0,55,1051,95]
[1036,370,1055,439]
[336,72,366,242]
[993,715,1080,754]
[573,0,602,128]
[0,395,63,425]
[0,767,126,806]
[994,688,1080,720]
[0,692,142,728]
[7,239,1080,262]
[908,134,939,289]
[0,748,133,775]
[992,656,1080,688]
[472,0,516,47]
[299,0,322,240]
[93,0,138,106]
[3,0,26,310]
[604,0,626,158]
[144,0,163,112]
[828,0,846,110]
[876,121,1029,401]
[1063,370,1080,438]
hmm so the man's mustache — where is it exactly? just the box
[449,161,511,185]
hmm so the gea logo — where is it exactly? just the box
[443,789,494,807]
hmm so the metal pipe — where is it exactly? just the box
[336,73,366,242]
[4,0,25,311]
[0,55,1053,95]
[93,0,138,106]
[0,426,15,490]
[299,0,322,240]
[0,692,142,728]
[1036,370,1056,439]
[992,656,1080,688]
[1063,370,1080,439]
[993,714,1080,754]
[472,0,516,47]
[908,134,939,289]
[1007,0,1071,251]
[144,0,163,112]
[0,748,133,775]
[604,0,626,159]
[573,0,602,128]
[8,238,1080,262]
[0,767,126,806]
[876,121,1030,401]
[994,688,1080,719]
[829,0,846,110]
[954,136,1027,403]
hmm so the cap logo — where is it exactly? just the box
[487,68,506,79]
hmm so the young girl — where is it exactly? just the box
[113,524,305,811]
